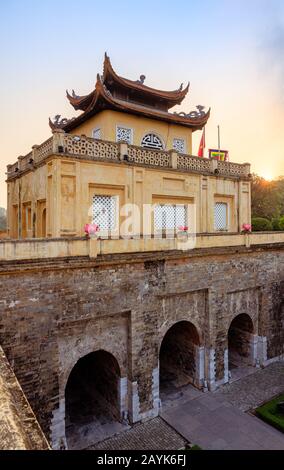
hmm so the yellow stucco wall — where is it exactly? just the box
[7,156,251,239]
[71,110,193,153]
[7,166,47,238]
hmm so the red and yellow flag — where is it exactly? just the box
[198,128,206,157]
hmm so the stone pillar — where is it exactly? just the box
[118,377,128,422]
[152,366,160,413]
[250,334,259,366]
[195,346,205,388]
[223,348,229,384]
[128,367,160,423]
[257,336,267,366]
[128,379,140,423]
[205,347,216,391]
[50,397,67,450]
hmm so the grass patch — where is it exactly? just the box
[255,394,284,433]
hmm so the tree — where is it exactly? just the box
[251,174,283,220]
[0,207,7,231]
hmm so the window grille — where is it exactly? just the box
[92,195,116,230]
[173,138,185,153]
[214,202,228,231]
[116,126,132,144]
[92,128,101,139]
[141,134,164,150]
[154,204,187,230]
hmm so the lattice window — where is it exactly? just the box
[173,138,185,154]
[92,195,117,231]
[116,126,132,144]
[214,202,228,231]
[141,134,164,150]
[92,128,101,140]
[154,204,187,230]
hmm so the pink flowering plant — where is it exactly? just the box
[178,226,189,232]
[84,223,100,238]
[242,223,252,233]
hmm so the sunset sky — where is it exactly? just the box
[0,0,283,208]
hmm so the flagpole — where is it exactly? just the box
[218,125,220,159]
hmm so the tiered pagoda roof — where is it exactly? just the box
[49,54,210,132]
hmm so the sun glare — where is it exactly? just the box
[261,173,274,182]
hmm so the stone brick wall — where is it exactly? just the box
[0,245,283,448]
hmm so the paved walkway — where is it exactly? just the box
[215,361,284,411]
[161,393,284,450]
[161,362,284,450]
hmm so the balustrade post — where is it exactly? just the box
[52,129,66,154]
[210,158,218,174]
[119,142,129,161]
[32,145,39,162]
[243,163,251,177]
[17,156,24,171]
[170,150,178,169]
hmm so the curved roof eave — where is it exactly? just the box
[102,53,190,104]
[63,76,210,132]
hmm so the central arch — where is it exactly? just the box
[228,313,255,371]
[65,350,122,449]
[159,321,202,402]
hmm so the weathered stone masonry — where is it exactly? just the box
[0,245,283,448]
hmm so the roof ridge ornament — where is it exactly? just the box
[174,105,207,119]
[136,75,146,84]
[49,115,76,130]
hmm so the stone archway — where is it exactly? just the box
[65,350,127,449]
[228,313,255,373]
[159,321,203,403]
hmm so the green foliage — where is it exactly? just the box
[251,174,284,228]
[278,216,284,231]
[256,394,284,433]
[251,217,272,232]
[0,207,6,231]
[272,218,281,231]
[190,444,202,450]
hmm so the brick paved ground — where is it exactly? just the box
[88,417,188,450]
[214,361,284,411]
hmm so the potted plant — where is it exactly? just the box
[241,223,252,233]
[177,225,189,240]
[84,223,100,239]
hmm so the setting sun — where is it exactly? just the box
[261,173,274,182]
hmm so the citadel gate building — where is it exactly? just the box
[0,55,283,449]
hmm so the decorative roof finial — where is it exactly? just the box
[137,75,146,84]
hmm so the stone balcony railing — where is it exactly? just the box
[7,131,251,180]
[1,232,284,262]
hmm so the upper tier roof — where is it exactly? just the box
[66,53,189,112]
[50,54,210,132]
